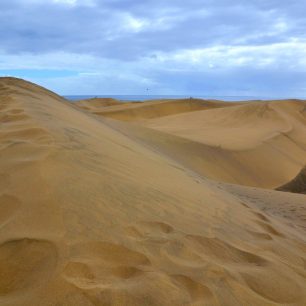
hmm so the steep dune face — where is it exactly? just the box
[277,166,306,194]
[94,100,306,189]
[1,78,306,306]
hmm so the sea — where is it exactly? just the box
[64,95,291,102]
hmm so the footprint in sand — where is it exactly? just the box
[125,221,175,244]
[63,241,151,289]
[0,108,28,124]
[0,238,58,296]
[171,274,216,304]
[127,221,174,238]
[161,239,207,268]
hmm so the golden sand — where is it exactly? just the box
[0,77,306,305]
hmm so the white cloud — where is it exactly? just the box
[117,12,183,34]
[49,0,95,6]
[53,0,77,4]
[123,15,149,33]
[150,39,306,70]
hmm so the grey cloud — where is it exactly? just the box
[1,0,305,58]
[1,0,306,96]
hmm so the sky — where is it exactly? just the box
[1,0,306,96]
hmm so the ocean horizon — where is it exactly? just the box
[64,94,301,102]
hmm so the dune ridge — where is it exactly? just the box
[0,77,306,305]
[80,97,235,121]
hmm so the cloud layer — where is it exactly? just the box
[1,0,306,96]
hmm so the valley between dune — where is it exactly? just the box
[0,77,306,306]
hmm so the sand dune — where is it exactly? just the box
[80,97,235,121]
[89,100,306,189]
[141,100,306,188]
[75,97,122,110]
[1,77,306,305]
[143,100,306,148]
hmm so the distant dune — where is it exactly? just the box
[75,97,122,110]
[1,77,306,306]
[80,97,235,121]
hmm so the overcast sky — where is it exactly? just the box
[1,0,306,96]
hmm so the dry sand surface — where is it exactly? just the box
[0,77,306,306]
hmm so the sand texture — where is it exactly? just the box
[0,77,306,305]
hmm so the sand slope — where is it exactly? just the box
[83,99,306,189]
[1,77,306,306]
[277,166,306,194]
[141,100,306,188]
